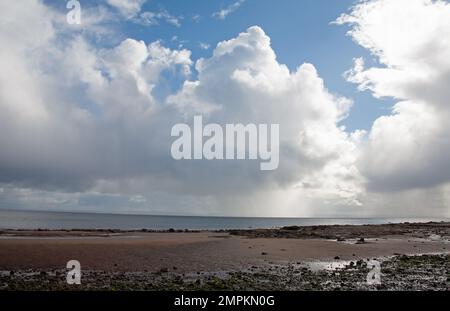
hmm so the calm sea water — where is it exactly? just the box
[0,209,447,230]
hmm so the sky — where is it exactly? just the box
[51,0,392,132]
[0,0,449,217]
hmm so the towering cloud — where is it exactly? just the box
[0,1,361,216]
[337,0,450,193]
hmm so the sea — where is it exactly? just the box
[0,209,447,230]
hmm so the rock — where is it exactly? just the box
[168,228,175,233]
[159,267,168,273]
[356,237,365,244]
[334,256,340,260]
[282,226,301,231]
[337,237,346,242]
[261,252,268,256]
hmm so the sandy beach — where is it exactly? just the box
[0,222,449,290]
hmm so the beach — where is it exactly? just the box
[0,222,449,290]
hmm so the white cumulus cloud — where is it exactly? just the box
[0,1,362,216]
[337,0,450,194]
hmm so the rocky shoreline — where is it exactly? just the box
[1,222,449,291]
[1,254,449,291]
[228,221,450,240]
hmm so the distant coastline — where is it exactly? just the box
[0,209,448,231]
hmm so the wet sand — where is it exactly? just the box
[0,222,449,290]
[0,231,448,272]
